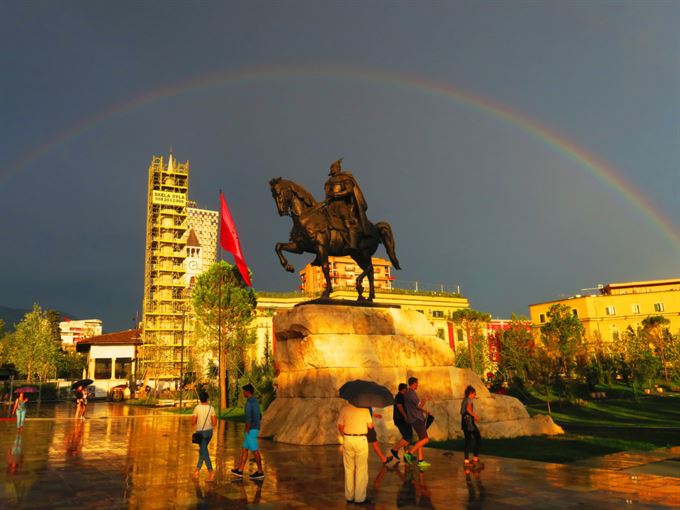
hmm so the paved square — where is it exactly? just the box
[1,403,677,509]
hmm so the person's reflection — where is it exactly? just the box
[237,479,263,506]
[413,468,434,509]
[396,464,435,508]
[465,463,486,510]
[7,432,23,474]
[66,419,84,459]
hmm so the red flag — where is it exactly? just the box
[219,192,252,286]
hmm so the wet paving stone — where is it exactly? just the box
[0,402,678,508]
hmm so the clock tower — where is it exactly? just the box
[184,229,203,287]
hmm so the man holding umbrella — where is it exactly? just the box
[338,380,393,505]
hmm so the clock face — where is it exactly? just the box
[188,260,199,271]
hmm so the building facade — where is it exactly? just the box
[529,278,680,343]
[59,319,103,348]
[299,256,394,292]
[140,153,217,382]
[76,329,141,398]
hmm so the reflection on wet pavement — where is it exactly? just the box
[0,402,678,509]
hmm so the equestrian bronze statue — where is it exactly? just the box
[270,159,400,302]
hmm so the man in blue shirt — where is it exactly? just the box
[231,384,264,479]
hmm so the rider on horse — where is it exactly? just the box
[323,159,368,251]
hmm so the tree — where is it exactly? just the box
[45,309,63,347]
[622,325,661,400]
[540,304,585,377]
[450,308,492,374]
[57,350,87,379]
[641,316,671,383]
[497,315,534,384]
[4,305,60,382]
[192,261,257,411]
[528,344,559,415]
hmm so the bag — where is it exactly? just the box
[425,414,435,429]
[192,406,211,444]
[463,413,475,432]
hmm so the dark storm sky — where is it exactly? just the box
[1,1,679,331]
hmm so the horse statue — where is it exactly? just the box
[270,177,400,302]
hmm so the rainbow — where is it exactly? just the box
[4,64,680,251]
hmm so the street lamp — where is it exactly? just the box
[179,289,188,411]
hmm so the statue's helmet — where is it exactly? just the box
[329,158,343,176]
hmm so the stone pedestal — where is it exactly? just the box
[260,304,562,445]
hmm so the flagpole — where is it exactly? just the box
[218,190,223,413]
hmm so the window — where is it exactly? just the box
[572,309,578,318]
[416,309,424,314]
[539,314,546,323]
[94,359,112,380]
[457,328,464,342]
[436,329,445,340]
[605,306,616,316]
[654,303,664,312]
[432,310,444,318]
[612,330,620,341]
[115,358,132,379]
[632,304,640,314]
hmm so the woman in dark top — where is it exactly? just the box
[461,385,481,466]
[74,386,84,420]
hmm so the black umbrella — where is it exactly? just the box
[339,380,394,408]
[71,379,93,389]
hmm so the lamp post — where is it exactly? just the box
[179,291,187,411]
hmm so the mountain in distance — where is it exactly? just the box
[0,306,78,332]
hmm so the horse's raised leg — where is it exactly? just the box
[352,254,374,302]
[275,241,303,273]
[319,249,333,299]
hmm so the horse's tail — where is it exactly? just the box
[376,221,401,270]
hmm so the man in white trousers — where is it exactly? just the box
[337,402,374,505]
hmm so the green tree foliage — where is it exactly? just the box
[192,261,257,410]
[57,350,87,379]
[239,362,276,410]
[450,308,492,375]
[540,304,585,376]
[44,309,63,346]
[496,315,534,384]
[528,344,559,415]
[3,305,60,382]
[664,333,680,383]
[641,316,671,383]
[0,319,5,365]
[622,326,661,399]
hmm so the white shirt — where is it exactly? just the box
[193,403,215,432]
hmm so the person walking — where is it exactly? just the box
[81,386,88,420]
[11,391,28,431]
[338,402,374,505]
[402,377,431,468]
[390,383,412,461]
[74,385,85,420]
[368,408,393,464]
[192,390,217,482]
[231,384,264,479]
[461,385,481,467]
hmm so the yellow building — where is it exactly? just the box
[299,256,393,292]
[529,278,680,343]
[251,288,470,365]
[140,153,217,382]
